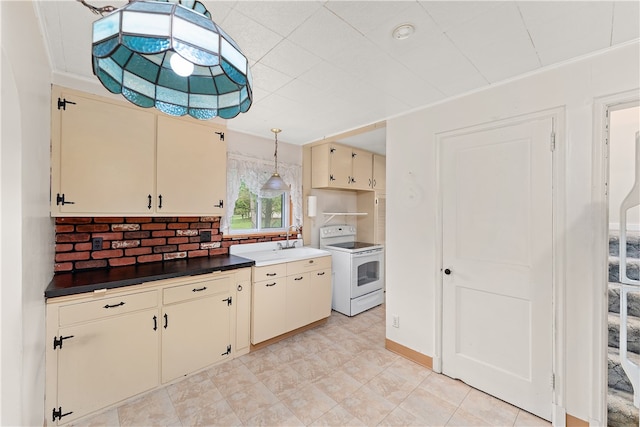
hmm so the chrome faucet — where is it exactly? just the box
[278,225,300,250]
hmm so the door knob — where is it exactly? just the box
[444,268,452,275]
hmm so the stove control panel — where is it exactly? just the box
[320,225,356,237]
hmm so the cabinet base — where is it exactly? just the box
[250,318,328,352]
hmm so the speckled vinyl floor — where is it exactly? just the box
[71,305,550,426]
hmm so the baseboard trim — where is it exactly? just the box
[566,413,589,427]
[250,318,328,352]
[385,339,433,369]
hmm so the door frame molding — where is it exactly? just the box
[591,91,640,426]
[434,107,566,423]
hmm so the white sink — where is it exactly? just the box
[240,246,331,266]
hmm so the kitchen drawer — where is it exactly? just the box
[163,274,231,305]
[287,256,331,276]
[253,263,287,281]
[59,290,158,326]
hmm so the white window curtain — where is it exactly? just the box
[223,153,302,233]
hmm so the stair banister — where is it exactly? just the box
[618,130,640,408]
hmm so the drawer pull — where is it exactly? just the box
[192,286,207,292]
[237,284,243,291]
[308,260,314,264]
[294,276,303,281]
[317,271,325,276]
[164,313,168,329]
[266,282,276,287]
[104,302,125,309]
[266,273,277,277]
[153,315,157,331]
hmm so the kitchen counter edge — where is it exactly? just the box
[45,255,255,299]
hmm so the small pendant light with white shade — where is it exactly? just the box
[261,128,290,196]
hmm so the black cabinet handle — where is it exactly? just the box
[266,273,277,277]
[153,315,157,331]
[294,276,303,281]
[158,194,163,209]
[192,286,207,292]
[317,271,325,276]
[164,313,168,329]
[147,194,152,210]
[266,282,276,287]
[104,302,125,309]
[237,284,243,291]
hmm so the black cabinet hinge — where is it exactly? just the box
[215,131,224,141]
[57,98,76,110]
[222,296,232,306]
[56,193,75,206]
[53,335,74,350]
[329,174,335,181]
[214,199,224,208]
[221,344,231,356]
[52,406,73,422]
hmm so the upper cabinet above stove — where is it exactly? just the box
[311,142,384,192]
[50,86,227,217]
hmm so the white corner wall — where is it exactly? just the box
[0,2,54,425]
[385,41,640,422]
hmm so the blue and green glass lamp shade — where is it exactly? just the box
[92,0,252,120]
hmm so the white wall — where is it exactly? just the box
[386,41,640,422]
[609,106,640,230]
[0,2,53,425]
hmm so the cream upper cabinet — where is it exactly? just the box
[156,116,226,215]
[372,154,386,191]
[51,88,156,215]
[311,142,373,190]
[50,86,226,216]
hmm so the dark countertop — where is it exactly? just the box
[45,255,255,299]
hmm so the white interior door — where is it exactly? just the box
[441,117,553,420]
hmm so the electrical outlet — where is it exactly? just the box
[392,315,400,328]
[200,230,212,242]
[91,237,103,251]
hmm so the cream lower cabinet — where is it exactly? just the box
[234,268,252,355]
[161,274,233,383]
[251,256,332,344]
[46,268,249,425]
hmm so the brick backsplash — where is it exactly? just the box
[54,216,291,273]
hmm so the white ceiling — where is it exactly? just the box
[35,1,640,154]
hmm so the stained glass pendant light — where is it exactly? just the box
[89,0,252,120]
[261,128,290,195]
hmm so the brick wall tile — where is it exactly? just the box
[124,231,151,239]
[75,260,108,270]
[56,233,90,243]
[125,247,152,256]
[168,237,189,245]
[142,238,166,247]
[54,263,73,272]
[209,248,228,256]
[137,254,162,263]
[200,216,217,221]
[109,257,136,267]
[152,230,175,238]
[178,217,193,222]
[168,223,189,230]
[56,244,74,252]
[92,249,124,259]
[76,224,110,233]
[153,245,178,254]
[56,252,90,262]
[112,240,140,249]
[55,225,75,233]
[179,243,200,251]
[153,217,178,223]
[112,224,140,231]
[94,217,124,223]
[189,222,211,229]
[189,236,201,243]
[75,242,92,251]
[126,217,152,223]
[92,232,124,241]
[56,218,91,224]
[200,242,221,249]
[188,250,208,258]
[176,229,198,236]
[142,223,167,231]
[164,252,187,260]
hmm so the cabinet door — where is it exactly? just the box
[351,148,373,190]
[156,116,226,215]
[55,309,159,424]
[372,154,386,191]
[286,272,311,331]
[161,293,232,383]
[235,279,252,355]
[52,91,156,215]
[328,144,353,188]
[251,279,287,344]
[309,268,332,322]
